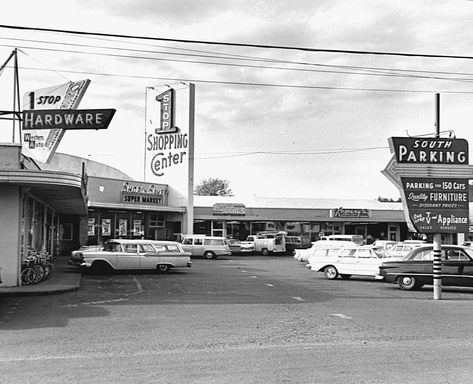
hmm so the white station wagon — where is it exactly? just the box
[69,239,192,273]
[308,246,401,280]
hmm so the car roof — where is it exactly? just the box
[404,244,471,257]
[108,239,179,245]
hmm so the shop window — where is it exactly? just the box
[149,214,165,227]
[61,223,73,240]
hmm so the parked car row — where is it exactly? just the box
[295,240,473,291]
[69,232,319,275]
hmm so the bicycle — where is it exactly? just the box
[21,248,54,285]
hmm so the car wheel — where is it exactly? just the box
[91,261,113,275]
[157,264,170,273]
[398,276,422,290]
[324,265,338,280]
[340,274,352,279]
[261,248,269,256]
[204,251,216,260]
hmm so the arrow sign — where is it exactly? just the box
[23,109,116,130]
[382,155,473,189]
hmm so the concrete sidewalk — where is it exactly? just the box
[0,256,82,297]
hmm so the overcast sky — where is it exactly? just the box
[1,0,473,200]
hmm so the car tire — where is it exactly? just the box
[157,264,170,273]
[398,275,423,290]
[324,265,339,280]
[91,261,113,275]
[261,248,269,256]
[204,251,216,260]
[340,274,352,279]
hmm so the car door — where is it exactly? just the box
[335,248,357,274]
[442,249,473,287]
[353,248,382,276]
[193,237,205,256]
[115,243,140,269]
[138,243,162,269]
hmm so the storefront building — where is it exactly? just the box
[0,144,88,287]
[193,196,410,243]
[84,176,185,245]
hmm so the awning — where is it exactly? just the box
[0,169,88,215]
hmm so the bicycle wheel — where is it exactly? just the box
[42,263,54,280]
[32,264,45,284]
[21,267,36,285]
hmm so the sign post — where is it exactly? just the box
[382,131,470,300]
[434,93,442,300]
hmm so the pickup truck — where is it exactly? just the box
[242,234,286,256]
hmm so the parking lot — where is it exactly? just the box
[2,254,473,383]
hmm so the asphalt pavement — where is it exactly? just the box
[0,256,81,296]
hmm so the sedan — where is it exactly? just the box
[378,244,473,290]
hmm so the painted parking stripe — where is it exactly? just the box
[332,313,352,319]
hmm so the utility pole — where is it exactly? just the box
[0,49,22,143]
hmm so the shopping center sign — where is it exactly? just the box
[382,137,471,233]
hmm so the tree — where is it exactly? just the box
[377,196,401,202]
[194,178,232,196]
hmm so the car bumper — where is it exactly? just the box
[68,259,91,268]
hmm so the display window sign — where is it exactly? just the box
[88,218,95,236]
[133,220,143,236]
[119,219,127,236]
[402,177,469,233]
[102,219,111,236]
[331,208,370,219]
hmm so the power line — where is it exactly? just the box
[3,38,473,84]
[195,147,389,160]
[11,64,473,94]
[2,24,473,61]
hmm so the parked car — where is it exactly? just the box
[378,244,473,290]
[320,234,365,245]
[308,245,400,280]
[69,239,192,273]
[70,245,103,260]
[181,235,231,259]
[294,239,361,263]
[371,240,397,251]
[225,239,255,254]
[285,236,311,254]
[385,242,423,258]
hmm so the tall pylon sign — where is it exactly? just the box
[144,83,195,234]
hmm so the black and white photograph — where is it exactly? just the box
[1,1,473,383]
